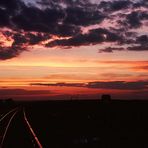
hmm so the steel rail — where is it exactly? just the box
[0,107,18,123]
[23,108,43,148]
[0,110,18,148]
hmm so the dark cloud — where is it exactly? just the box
[136,35,148,45]
[100,45,148,52]
[12,32,51,45]
[133,0,148,8]
[0,46,26,60]
[10,1,104,33]
[99,33,148,53]
[0,31,51,60]
[125,11,148,28]
[87,81,148,90]
[99,47,125,53]
[127,45,148,51]
[52,24,81,37]
[99,0,132,12]
[37,0,97,10]
[12,6,65,33]
[31,81,148,90]
[126,35,148,51]
[0,89,51,95]
[64,7,105,26]
[126,11,142,28]
[31,82,84,87]
[0,0,21,12]
[110,0,131,11]
[0,8,10,27]
[0,0,148,60]
[0,0,81,36]
[0,0,25,27]
[46,28,122,47]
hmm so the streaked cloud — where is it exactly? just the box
[0,88,51,95]
[31,80,148,90]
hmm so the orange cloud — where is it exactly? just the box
[0,32,14,47]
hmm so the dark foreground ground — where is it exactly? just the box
[1,99,148,148]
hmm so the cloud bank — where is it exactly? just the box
[0,0,148,60]
[31,80,148,90]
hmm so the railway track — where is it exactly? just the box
[0,107,43,148]
[0,107,18,123]
[0,108,18,148]
[0,109,18,147]
[23,108,43,148]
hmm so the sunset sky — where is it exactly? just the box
[0,0,148,100]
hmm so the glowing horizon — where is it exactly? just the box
[0,0,148,100]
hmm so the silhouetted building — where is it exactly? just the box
[101,94,111,102]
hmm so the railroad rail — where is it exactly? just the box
[0,108,18,148]
[23,108,43,148]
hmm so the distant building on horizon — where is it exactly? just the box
[101,94,111,102]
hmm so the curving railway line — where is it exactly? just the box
[1,100,148,148]
[0,107,43,148]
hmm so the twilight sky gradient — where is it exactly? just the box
[0,0,148,100]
